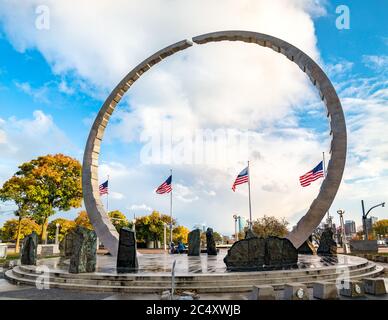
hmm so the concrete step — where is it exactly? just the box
[17,260,369,282]
[11,263,376,287]
[5,264,384,293]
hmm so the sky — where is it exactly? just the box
[0,0,387,235]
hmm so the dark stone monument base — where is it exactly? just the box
[297,239,317,255]
[206,228,217,256]
[21,232,38,266]
[317,228,337,256]
[224,234,298,271]
[188,229,201,256]
[117,228,138,273]
[69,226,97,274]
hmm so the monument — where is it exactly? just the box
[117,228,138,273]
[21,232,38,266]
[317,228,337,255]
[206,228,217,255]
[297,236,317,255]
[69,226,97,273]
[224,233,298,271]
[59,231,76,257]
[188,229,201,256]
[82,30,347,257]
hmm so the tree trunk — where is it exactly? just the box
[15,216,22,253]
[41,216,49,244]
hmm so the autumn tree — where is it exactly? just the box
[47,218,76,242]
[108,210,129,232]
[373,219,388,237]
[13,154,82,242]
[251,215,289,238]
[1,218,40,242]
[74,211,94,230]
[0,176,33,251]
[173,225,189,244]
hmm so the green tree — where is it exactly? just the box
[135,210,176,245]
[213,231,223,243]
[14,154,82,242]
[47,218,76,242]
[1,218,40,242]
[108,210,129,232]
[0,176,33,251]
[251,215,289,238]
[373,219,388,237]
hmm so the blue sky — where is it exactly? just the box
[0,0,387,235]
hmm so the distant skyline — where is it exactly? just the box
[0,0,387,235]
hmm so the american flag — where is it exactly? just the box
[232,167,249,192]
[156,175,172,194]
[299,161,324,187]
[99,180,109,195]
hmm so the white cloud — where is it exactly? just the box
[362,55,388,70]
[110,191,124,200]
[1,0,351,234]
[14,81,49,103]
[0,110,77,184]
[325,60,353,78]
[58,80,74,95]
[128,204,153,212]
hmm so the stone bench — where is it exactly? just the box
[312,281,339,300]
[363,278,387,295]
[250,285,275,300]
[283,283,309,300]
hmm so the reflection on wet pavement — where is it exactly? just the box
[35,250,367,276]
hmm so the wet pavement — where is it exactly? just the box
[33,251,366,275]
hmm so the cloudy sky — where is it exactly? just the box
[0,0,387,235]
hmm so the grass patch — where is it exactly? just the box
[0,252,20,265]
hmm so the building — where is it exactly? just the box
[365,216,378,234]
[344,220,356,237]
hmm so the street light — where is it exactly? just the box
[361,200,385,239]
[233,215,238,241]
[163,223,167,251]
[55,223,60,245]
[337,209,349,254]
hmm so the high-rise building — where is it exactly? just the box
[365,216,378,234]
[344,220,356,236]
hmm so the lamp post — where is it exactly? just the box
[163,223,167,251]
[337,209,348,254]
[361,200,385,239]
[233,215,238,242]
[55,223,60,245]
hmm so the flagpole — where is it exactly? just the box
[106,175,109,212]
[170,168,173,244]
[322,152,330,222]
[247,161,253,230]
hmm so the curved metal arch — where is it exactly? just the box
[82,31,346,256]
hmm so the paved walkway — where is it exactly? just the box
[1,261,387,300]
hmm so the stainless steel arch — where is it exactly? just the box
[82,31,346,256]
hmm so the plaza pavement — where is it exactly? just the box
[1,265,387,300]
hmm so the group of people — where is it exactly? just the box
[169,241,185,254]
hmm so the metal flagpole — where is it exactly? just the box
[322,152,330,223]
[247,161,253,230]
[170,168,173,244]
[106,175,109,212]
